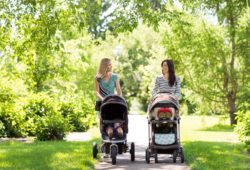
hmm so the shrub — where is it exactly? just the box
[36,112,69,141]
[24,93,55,117]
[79,99,96,131]
[0,120,6,137]
[59,98,96,132]
[0,104,27,137]
[23,93,56,135]
[235,110,250,152]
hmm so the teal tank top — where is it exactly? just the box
[98,73,118,97]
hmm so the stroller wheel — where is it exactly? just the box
[180,147,185,163]
[118,143,123,154]
[154,151,158,163]
[111,145,117,165]
[145,148,150,164]
[130,142,135,161]
[92,142,98,159]
[173,150,178,163]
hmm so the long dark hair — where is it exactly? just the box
[161,59,176,87]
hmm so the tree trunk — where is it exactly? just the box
[227,93,237,125]
[227,0,238,125]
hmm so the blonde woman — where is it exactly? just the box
[95,58,123,139]
[95,58,122,101]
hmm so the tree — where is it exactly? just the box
[178,0,249,124]
[116,0,249,124]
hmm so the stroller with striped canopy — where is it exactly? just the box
[145,93,184,163]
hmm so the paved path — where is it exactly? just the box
[95,114,190,170]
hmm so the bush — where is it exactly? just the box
[59,98,96,132]
[23,93,56,135]
[235,110,250,152]
[24,93,55,117]
[36,112,69,141]
[0,103,27,137]
[80,99,96,131]
[0,120,6,137]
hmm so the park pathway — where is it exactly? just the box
[95,114,190,170]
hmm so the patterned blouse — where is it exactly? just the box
[152,75,181,99]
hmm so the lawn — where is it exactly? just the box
[0,139,100,170]
[0,116,249,170]
[181,116,250,170]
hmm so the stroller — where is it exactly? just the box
[92,95,135,165]
[145,93,184,163]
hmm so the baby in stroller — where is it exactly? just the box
[105,122,124,139]
[146,93,184,163]
[100,95,128,140]
[149,93,179,121]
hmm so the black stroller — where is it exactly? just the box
[93,95,135,165]
[145,93,184,163]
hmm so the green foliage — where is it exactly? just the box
[24,93,55,117]
[236,9,250,113]
[0,120,6,137]
[162,13,230,115]
[0,78,28,137]
[0,105,27,138]
[80,98,96,130]
[59,98,96,132]
[23,93,56,135]
[36,112,69,141]
[235,109,250,152]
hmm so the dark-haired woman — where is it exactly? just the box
[151,59,181,99]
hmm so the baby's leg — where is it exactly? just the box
[106,125,113,139]
[169,107,175,120]
[114,123,123,137]
[152,107,160,120]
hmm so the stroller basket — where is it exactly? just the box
[154,133,175,145]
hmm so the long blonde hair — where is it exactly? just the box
[96,58,111,78]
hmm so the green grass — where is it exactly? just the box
[200,124,233,132]
[0,139,100,170]
[180,116,250,170]
[0,126,101,170]
[1,116,249,170]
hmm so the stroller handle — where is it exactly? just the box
[102,120,125,124]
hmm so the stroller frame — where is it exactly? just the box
[93,95,135,165]
[145,94,185,163]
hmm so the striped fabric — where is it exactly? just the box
[152,75,181,99]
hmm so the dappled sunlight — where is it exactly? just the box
[0,0,248,169]
[200,124,233,132]
[0,140,97,170]
[183,141,250,170]
[180,116,239,143]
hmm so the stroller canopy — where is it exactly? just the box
[100,95,128,120]
[148,93,179,113]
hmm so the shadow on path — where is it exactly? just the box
[95,114,190,170]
